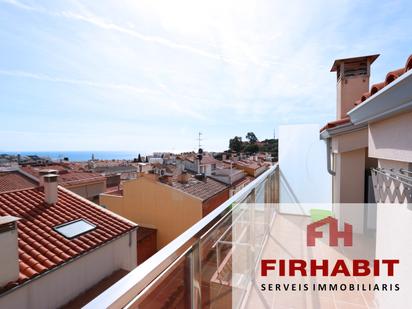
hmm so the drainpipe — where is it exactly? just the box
[326,138,336,176]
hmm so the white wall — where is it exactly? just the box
[0,230,137,309]
[369,111,412,163]
[0,227,19,287]
[279,124,332,210]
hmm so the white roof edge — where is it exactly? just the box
[320,122,367,140]
[348,69,412,125]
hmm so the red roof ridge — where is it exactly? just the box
[319,117,350,132]
[370,82,386,96]
[405,54,412,71]
[355,54,412,106]
[385,68,405,85]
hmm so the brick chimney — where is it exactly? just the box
[0,216,20,287]
[331,54,379,119]
[44,174,58,205]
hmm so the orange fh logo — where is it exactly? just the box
[307,216,352,247]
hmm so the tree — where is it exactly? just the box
[244,143,259,154]
[245,132,258,144]
[229,136,243,153]
[137,153,142,163]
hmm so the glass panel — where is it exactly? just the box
[53,219,96,239]
[199,176,277,309]
[86,166,278,309]
[128,253,191,309]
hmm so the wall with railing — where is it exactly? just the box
[85,164,279,309]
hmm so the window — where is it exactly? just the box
[53,219,96,239]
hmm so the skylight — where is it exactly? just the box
[53,219,96,239]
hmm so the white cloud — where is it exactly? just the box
[1,0,411,151]
[0,69,153,94]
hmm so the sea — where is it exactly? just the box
[3,151,143,162]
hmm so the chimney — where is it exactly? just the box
[44,174,58,204]
[331,54,379,119]
[0,216,20,287]
[177,171,189,184]
[39,169,58,186]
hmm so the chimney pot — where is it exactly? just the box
[44,174,58,205]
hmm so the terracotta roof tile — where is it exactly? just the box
[200,155,220,165]
[385,68,405,85]
[234,160,265,170]
[0,187,135,292]
[405,54,412,71]
[370,82,385,96]
[319,117,351,132]
[22,166,106,187]
[360,92,371,103]
[170,176,228,201]
[0,172,37,193]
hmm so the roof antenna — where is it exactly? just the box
[197,132,203,152]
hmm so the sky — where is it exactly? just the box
[0,0,411,153]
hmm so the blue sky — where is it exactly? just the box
[1,0,411,153]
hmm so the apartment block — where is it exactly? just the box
[100,168,229,249]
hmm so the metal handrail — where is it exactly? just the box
[85,164,278,309]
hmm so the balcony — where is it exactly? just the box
[86,164,279,309]
[86,159,409,308]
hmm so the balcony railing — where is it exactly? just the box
[85,164,279,309]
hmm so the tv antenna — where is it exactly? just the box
[197,132,203,150]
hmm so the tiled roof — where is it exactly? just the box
[200,155,220,165]
[58,172,106,186]
[181,153,219,165]
[235,160,265,170]
[22,166,106,186]
[232,175,254,187]
[170,176,228,201]
[321,53,412,133]
[319,117,351,132]
[0,187,135,292]
[0,171,37,193]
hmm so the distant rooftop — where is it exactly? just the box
[22,166,106,186]
[170,175,228,201]
[0,171,37,193]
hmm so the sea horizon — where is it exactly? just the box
[1,151,145,162]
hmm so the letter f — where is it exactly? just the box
[307,224,323,246]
